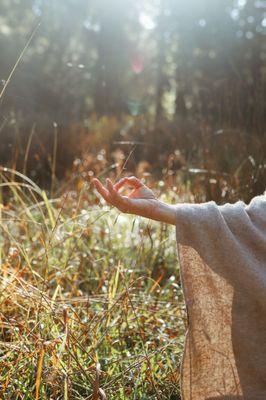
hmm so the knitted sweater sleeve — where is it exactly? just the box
[175,195,266,282]
[174,194,266,400]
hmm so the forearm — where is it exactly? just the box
[130,200,177,226]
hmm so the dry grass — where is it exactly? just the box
[0,167,187,399]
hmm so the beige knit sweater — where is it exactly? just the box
[175,194,266,400]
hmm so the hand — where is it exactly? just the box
[92,176,177,225]
[92,176,158,216]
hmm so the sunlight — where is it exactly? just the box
[139,11,156,30]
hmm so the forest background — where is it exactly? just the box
[1,0,265,202]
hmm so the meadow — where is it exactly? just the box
[0,119,265,399]
[0,166,188,399]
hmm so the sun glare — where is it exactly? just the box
[139,11,156,30]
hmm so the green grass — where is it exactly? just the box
[0,168,186,399]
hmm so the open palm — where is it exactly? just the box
[92,176,159,218]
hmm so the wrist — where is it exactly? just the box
[151,200,177,225]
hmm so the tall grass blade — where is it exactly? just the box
[35,346,45,400]
[0,23,40,101]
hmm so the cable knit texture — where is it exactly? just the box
[175,195,266,400]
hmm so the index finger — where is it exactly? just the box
[113,177,127,191]
[124,176,144,188]
[114,176,144,191]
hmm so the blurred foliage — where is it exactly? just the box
[0,0,265,201]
